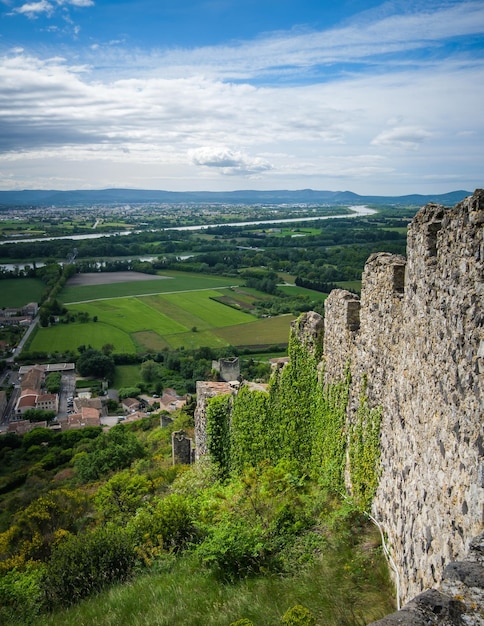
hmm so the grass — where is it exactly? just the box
[27,322,136,354]
[27,290,261,355]
[33,530,395,626]
[335,281,362,293]
[161,291,253,328]
[68,299,188,335]
[61,271,238,304]
[278,285,328,301]
[112,365,142,389]
[0,278,45,308]
[215,315,295,347]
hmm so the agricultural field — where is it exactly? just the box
[214,314,295,347]
[28,290,293,355]
[278,285,328,301]
[0,278,44,308]
[335,280,362,292]
[26,321,137,354]
[28,272,292,353]
[60,271,239,304]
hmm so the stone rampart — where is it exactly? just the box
[324,189,484,604]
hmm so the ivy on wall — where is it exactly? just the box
[204,314,382,512]
[311,368,351,494]
[348,381,382,511]
[205,394,232,479]
[231,387,270,473]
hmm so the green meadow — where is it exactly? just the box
[61,271,238,304]
[278,285,328,301]
[0,278,44,308]
[28,288,291,354]
[27,321,137,354]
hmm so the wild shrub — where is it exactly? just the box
[281,604,316,626]
[74,424,145,482]
[43,525,137,608]
[0,563,46,624]
[127,493,197,565]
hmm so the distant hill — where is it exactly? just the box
[0,188,472,207]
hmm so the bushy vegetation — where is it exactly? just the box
[0,345,394,625]
[1,200,409,625]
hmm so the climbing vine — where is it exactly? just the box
[205,394,232,479]
[203,314,382,514]
[230,387,269,474]
[311,367,351,493]
[348,380,382,511]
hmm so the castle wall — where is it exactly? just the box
[324,190,484,603]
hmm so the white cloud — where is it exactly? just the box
[13,1,54,18]
[371,126,433,150]
[58,0,94,6]
[104,1,484,82]
[10,0,93,20]
[0,1,483,193]
[190,147,273,176]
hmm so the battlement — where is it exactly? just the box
[324,189,484,603]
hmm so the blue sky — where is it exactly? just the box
[0,0,483,194]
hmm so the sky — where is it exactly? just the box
[0,0,483,195]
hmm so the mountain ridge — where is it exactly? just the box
[0,188,472,207]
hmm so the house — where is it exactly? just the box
[22,302,39,317]
[159,388,187,413]
[122,397,141,413]
[68,406,100,429]
[15,392,38,415]
[36,393,58,412]
[20,365,44,393]
[73,397,104,415]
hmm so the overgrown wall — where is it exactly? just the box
[324,189,484,603]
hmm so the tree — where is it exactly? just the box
[74,425,145,482]
[102,343,115,356]
[45,372,62,393]
[22,410,56,424]
[140,359,160,384]
[76,348,114,380]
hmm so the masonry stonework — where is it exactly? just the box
[324,189,484,604]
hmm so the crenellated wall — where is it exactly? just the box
[324,189,484,603]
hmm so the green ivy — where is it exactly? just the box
[231,387,270,473]
[348,381,382,511]
[312,368,351,493]
[205,394,232,478]
[202,313,381,513]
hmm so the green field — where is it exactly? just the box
[60,271,239,304]
[335,280,362,292]
[215,314,295,347]
[27,321,137,354]
[0,278,44,308]
[112,364,142,389]
[25,270,296,356]
[278,285,328,301]
[28,288,265,355]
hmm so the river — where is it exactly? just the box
[0,205,375,247]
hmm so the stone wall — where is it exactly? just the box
[324,189,484,604]
[194,381,239,459]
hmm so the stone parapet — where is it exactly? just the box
[324,189,484,604]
